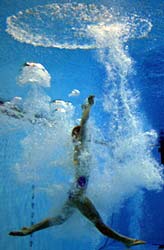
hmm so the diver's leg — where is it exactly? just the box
[75,196,145,247]
[9,201,74,236]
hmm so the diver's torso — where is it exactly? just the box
[69,140,91,200]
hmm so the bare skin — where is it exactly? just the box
[9,96,145,248]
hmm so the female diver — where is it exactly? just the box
[9,95,145,248]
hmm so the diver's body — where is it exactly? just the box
[9,96,145,248]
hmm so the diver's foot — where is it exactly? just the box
[9,227,32,236]
[125,239,146,248]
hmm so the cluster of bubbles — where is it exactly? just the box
[6,3,152,49]
[86,7,163,211]
[13,63,75,187]
[5,62,102,248]
[18,62,51,87]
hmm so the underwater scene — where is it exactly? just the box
[0,0,163,249]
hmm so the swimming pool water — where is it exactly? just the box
[0,1,163,250]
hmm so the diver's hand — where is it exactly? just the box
[88,95,95,105]
[82,95,95,110]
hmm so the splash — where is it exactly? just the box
[14,87,75,185]
[18,62,51,87]
[6,3,152,49]
[87,15,163,205]
[13,64,74,183]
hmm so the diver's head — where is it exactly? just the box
[72,125,81,140]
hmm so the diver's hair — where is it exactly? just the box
[72,125,81,138]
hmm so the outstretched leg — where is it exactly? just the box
[9,201,74,236]
[75,196,145,247]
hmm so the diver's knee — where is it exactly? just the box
[50,215,67,225]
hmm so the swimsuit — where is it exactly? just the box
[77,176,88,188]
[68,175,89,201]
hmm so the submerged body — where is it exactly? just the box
[9,96,145,248]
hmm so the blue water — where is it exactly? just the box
[0,1,164,250]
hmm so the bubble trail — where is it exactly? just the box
[87,14,163,248]
[6,3,152,49]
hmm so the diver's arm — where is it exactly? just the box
[79,95,94,140]
[73,95,94,165]
[72,100,92,165]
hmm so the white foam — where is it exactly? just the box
[14,91,75,185]
[51,100,74,114]
[6,3,152,49]
[17,62,51,87]
[68,89,80,97]
[87,23,129,48]
[85,14,163,227]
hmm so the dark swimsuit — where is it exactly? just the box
[68,175,89,201]
[77,176,88,188]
